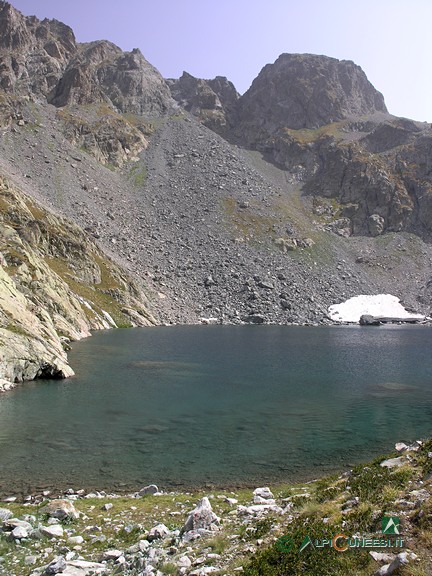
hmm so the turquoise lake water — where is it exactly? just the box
[0,325,432,495]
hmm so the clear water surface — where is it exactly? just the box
[0,325,431,495]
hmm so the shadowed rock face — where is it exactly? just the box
[235,53,387,144]
[167,72,239,133]
[0,177,156,390]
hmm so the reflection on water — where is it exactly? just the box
[0,325,431,494]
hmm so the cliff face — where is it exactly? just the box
[0,3,173,113]
[167,72,239,134]
[0,176,156,391]
[235,53,387,143]
[0,3,175,168]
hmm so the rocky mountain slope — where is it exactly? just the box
[0,173,156,391]
[172,54,432,240]
[0,2,432,387]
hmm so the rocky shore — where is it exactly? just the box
[0,439,431,576]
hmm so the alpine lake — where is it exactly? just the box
[1,325,432,495]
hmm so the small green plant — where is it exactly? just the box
[251,517,275,540]
[243,517,372,576]
[160,562,177,575]
[208,534,228,554]
[314,476,341,503]
[344,502,376,533]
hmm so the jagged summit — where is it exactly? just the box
[0,2,173,114]
[167,72,239,133]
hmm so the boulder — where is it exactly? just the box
[45,556,67,574]
[368,214,385,237]
[11,525,29,539]
[147,523,171,541]
[0,508,13,521]
[138,484,159,496]
[380,457,405,469]
[99,549,123,561]
[40,524,64,538]
[182,497,220,533]
[237,504,284,516]
[39,499,79,520]
[373,552,409,576]
[3,518,33,532]
[253,487,276,505]
[359,315,381,326]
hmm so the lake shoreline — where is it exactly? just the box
[0,437,431,576]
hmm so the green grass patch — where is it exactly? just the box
[243,517,373,576]
[45,256,132,328]
[128,163,147,187]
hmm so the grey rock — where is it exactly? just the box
[183,497,220,533]
[148,523,171,541]
[368,214,385,237]
[241,314,265,324]
[11,525,29,539]
[359,315,381,326]
[39,499,79,520]
[0,508,13,521]
[40,524,64,538]
[99,549,123,561]
[253,487,274,500]
[380,457,405,469]
[177,556,192,569]
[237,504,284,516]
[138,484,159,496]
[58,560,106,575]
[45,556,67,575]
[3,518,33,532]
[67,535,84,545]
[373,552,409,576]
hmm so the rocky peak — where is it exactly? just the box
[235,53,387,144]
[0,1,31,49]
[0,4,173,116]
[0,2,76,96]
[50,40,173,114]
[167,71,239,133]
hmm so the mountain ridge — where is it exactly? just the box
[0,2,432,388]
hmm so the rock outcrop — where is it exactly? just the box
[50,41,173,116]
[234,53,387,143]
[0,3,175,167]
[168,54,432,240]
[0,176,156,390]
[0,1,76,97]
[167,72,239,133]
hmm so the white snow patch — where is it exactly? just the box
[328,294,425,323]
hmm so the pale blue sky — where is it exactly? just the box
[10,0,432,121]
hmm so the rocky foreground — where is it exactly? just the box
[0,439,431,576]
